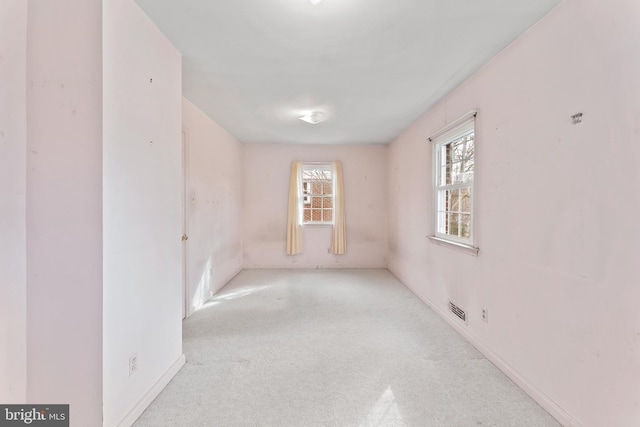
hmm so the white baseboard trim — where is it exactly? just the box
[116,354,186,427]
[242,264,388,269]
[391,270,576,427]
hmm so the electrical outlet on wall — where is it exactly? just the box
[129,354,138,376]
[481,308,489,323]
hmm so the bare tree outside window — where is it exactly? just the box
[442,134,474,238]
[433,115,476,246]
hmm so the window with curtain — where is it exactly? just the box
[287,160,346,255]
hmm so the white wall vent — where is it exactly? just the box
[449,300,467,324]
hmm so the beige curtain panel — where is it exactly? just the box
[331,160,347,254]
[286,161,303,255]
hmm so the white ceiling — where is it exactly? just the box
[134,0,562,145]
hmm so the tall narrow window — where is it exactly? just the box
[431,113,476,248]
[301,164,333,225]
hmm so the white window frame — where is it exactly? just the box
[300,163,334,226]
[429,111,478,255]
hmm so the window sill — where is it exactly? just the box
[428,236,479,256]
[303,223,333,227]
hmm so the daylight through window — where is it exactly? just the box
[302,164,333,224]
[432,114,476,246]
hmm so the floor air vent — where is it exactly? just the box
[449,300,467,324]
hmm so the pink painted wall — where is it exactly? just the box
[0,0,27,404]
[25,0,103,425]
[103,0,183,425]
[182,98,244,314]
[243,144,387,268]
[387,0,640,426]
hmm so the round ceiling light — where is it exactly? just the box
[299,111,327,124]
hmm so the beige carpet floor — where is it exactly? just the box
[133,269,559,427]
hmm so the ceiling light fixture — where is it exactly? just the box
[309,0,322,5]
[299,111,327,124]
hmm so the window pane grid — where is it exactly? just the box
[438,134,474,187]
[302,166,334,224]
[433,119,475,244]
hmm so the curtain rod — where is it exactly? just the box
[427,110,477,142]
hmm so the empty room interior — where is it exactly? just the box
[1,0,639,426]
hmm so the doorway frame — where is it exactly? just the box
[181,128,190,319]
